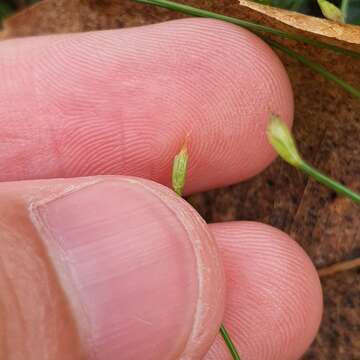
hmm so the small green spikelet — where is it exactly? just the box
[317,0,343,22]
[267,115,302,167]
[172,142,189,196]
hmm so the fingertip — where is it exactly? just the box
[207,221,322,360]
[0,19,293,192]
[147,18,294,192]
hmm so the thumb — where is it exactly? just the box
[0,176,224,360]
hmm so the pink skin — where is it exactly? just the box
[207,223,323,360]
[0,18,293,193]
[0,19,322,359]
[31,177,225,360]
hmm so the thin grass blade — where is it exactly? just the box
[220,324,241,360]
[267,38,360,99]
[132,0,360,59]
[267,116,360,205]
[299,162,360,204]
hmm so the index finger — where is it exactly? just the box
[0,18,293,194]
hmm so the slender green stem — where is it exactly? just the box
[299,161,360,204]
[268,39,360,99]
[220,324,241,360]
[171,145,241,359]
[132,0,360,99]
[132,0,360,59]
[267,116,360,205]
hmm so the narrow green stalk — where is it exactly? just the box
[132,0,360,99]
[267,116,360,205]
[132,0,360,59]
[299,162,360,204]
[171,145,241,360]
[267,39,360,99]
[220,324,241,360]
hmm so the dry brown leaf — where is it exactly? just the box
[239,0,360,45]
[1,1,360,358]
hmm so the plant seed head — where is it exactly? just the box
[172,142,189,196]
[267,115,302,167]
[317,0,343,23]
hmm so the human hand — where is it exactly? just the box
[0,19,322,359]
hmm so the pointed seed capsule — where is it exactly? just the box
[317,0,343,22]
[267,115,303,167]
[172,142,189,196]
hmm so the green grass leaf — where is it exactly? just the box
[267,38,360,99]
[134,0,360,58]
[220,325,241,360]
[341,0,360,24]
[267,116,360,205]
